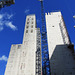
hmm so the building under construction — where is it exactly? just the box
[4,0,75,75]
[4,11,75,75]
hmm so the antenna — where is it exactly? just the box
[38,0,51,75]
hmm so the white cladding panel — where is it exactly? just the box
[45,12,64,58]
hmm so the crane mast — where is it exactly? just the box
[38,0,50,75]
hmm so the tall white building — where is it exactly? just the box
[45,11,75,75]
[4,15,41,75]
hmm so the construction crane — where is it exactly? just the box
[38,0,50,75]
[0,0,15,8]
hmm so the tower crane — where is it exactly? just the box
[38,0,50,75]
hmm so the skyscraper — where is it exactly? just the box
[4,15,42,75]
[45,11,75,75]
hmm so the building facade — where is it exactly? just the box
[45,11,75,75]
[4,15,41,75]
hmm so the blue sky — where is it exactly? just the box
[0,0,75,75]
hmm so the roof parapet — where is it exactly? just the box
[45,11,61,16]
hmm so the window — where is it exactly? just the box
[26,30,28,33]
[32,22,33,24]
[31,30,33,33]
[26,26,29,28]
[31,25,33,28]
[27,22,29,24]
[18,45,21,49]
[32,18,33,20]
[52,26,54,27]
[27,18,29,21]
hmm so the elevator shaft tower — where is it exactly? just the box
[38,0,50,75]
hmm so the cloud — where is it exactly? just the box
[0,13,17,31]
[24,9,30,14]
[7,14,13,19]
[5,22,17,31]
[37,19,40,23]
[0,14,3,19]
[0,21,3,26]
[0,26,3,31]
[0,55,8,62]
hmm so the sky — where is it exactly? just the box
[0,0,75,75]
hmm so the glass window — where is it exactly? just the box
[27,22,29,24]
[18,45,21,49]
[27,18,29,21]
[26,26,29,28]
[31,25,33,28]
[31,30,33,33]
[26,30,28,33]
[32,18,33,20]
[52,26,54,27]
[32,22,33,24]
